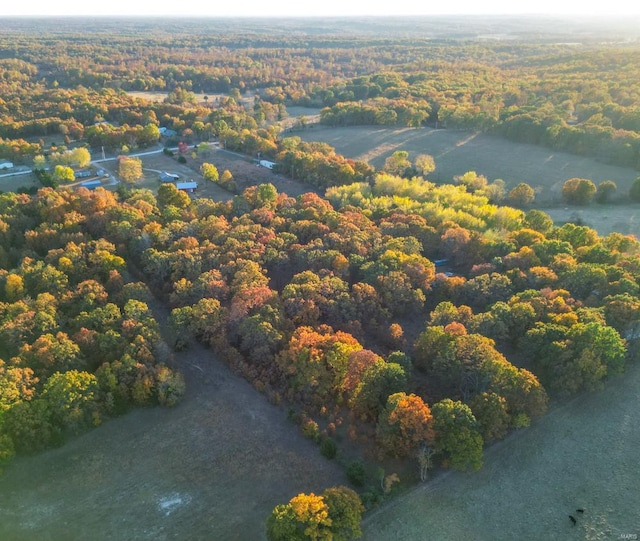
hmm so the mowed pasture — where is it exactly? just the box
[296,125,640,200]
[0,311,347,541]
[363,359,640,541]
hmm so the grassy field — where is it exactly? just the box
[126,91,227,103]
[0,304,347,541]
[125,91,256,110]
[296,125,640,204]
[363,359,640,541]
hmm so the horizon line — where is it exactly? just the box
[2,13,640,19]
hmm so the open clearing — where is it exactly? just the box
[125,91,256,110]
[296,125,640,203]
[363,359,640,541]
[0,303,346,541]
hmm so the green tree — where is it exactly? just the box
[596,180,617,204]
[562,177,597,205]
[0,433,15,466]
[431,398,483,471]
[468,391,510,442]
[2,399,58,453]
[523,321,625,396]
[349,361,407,421]
[41,370,99,432]
[524,209,554,234]
[157,183,191,209]
[629,177,640,202]
[322,486,365,541]
[196,142,211,156]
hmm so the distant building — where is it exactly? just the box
[258,160,276,170]
[79,180,102,190]
[159,127,177,137]
[75,169,93,179]
[0,160,14,170]
[160,171,180,182]
[176,181,198,193]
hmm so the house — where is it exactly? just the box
[176,181,198,193]
[160,171,180,182]
[0,160,14,170]
[79,180,102,190]
[159,127,177,137]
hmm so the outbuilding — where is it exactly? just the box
[258,160,276,170]
[75,169,93,179]
[80,180,102,190]
[176,181,198,193]
[160,171,180,182]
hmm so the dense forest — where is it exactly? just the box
[1,16,640,539]
[2,18,640,169]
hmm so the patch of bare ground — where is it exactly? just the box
[0,301,347,541]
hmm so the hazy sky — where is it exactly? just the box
[1,0,640,17]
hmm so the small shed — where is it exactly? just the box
[160,171,180,182]
[159,127,177,137]
[176,181,198,193]
[258,160,276,170]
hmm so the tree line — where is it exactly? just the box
[0,188,184,467]
[2,24,640,172]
